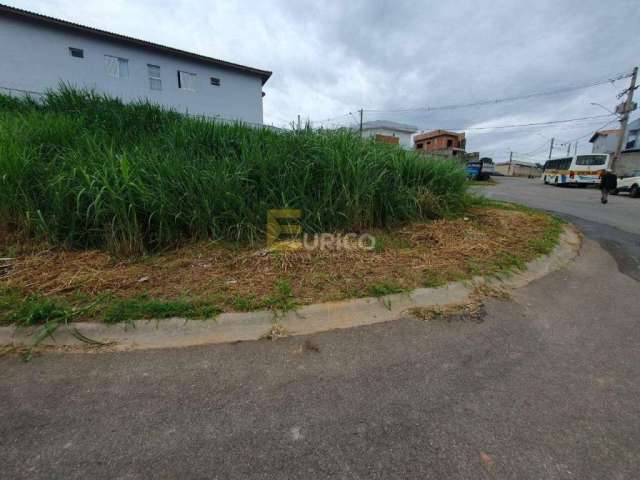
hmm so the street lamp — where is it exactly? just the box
[590,102,617,116]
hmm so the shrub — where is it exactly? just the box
[0,86,468,253]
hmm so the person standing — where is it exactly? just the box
[600,170,618,204]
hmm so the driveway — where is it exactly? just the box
[1,178,639,479]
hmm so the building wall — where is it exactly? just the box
[374,134,399,145]
[592,133,620,154]
[617,150,640,176]
[0,14,264,123]
[415,134,463,152]
[495,163,541,177]
[362,128,414,149]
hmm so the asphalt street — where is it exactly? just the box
[1,177,639,479]
[483,177,640,281]
[483,176,640,236]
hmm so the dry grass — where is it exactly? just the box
[0,206,561,322]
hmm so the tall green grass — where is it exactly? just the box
[0,87,468,253]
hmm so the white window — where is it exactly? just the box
[148,64,162,91]
[178,70,197,91]
[105,55,129,78]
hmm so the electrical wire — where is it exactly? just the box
[412,114,615,133]
[363,71,631,113]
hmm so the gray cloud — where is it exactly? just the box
[11,0,640,163]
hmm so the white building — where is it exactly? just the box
[0,4,271,124]
[359,120,418,149]
[589,129,621,154]
[589,118,640,154]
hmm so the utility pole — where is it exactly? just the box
[508,151,513,176]
[548,137,555,160]
[297,114,301,131]
[611,66,638,172]
[358,109,364,137]
[566,143,571,156]
[574,141,578,155]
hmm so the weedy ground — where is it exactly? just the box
[0,87,468,254]
[1,204,564,325]
[0,88,564,332]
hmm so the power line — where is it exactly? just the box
[363,71,632,113]
[309,70,630,128]
[418,114,614,132]
[310,112,355,125]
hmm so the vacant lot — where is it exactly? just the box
[1,204,562,324]
[0,88,467,254]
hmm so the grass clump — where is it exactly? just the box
[368,282,407,297]
[6,295,72,327]
[103,296,221,324]
[0,86,468,254]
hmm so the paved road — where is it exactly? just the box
[483,177,640,281]
[2,179,639,479]
[483,176,640,235]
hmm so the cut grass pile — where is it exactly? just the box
[0,205,565,325]
[0,87,468,254]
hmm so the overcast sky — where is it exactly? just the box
[9,0,640,163]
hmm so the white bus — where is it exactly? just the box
[542,154,610,186]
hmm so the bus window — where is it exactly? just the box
[576,155,607,166]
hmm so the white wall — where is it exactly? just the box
[0,15,264,123]
[591,133,619,154]
[363,128,414,149]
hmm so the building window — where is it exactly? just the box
[105,55,129,78]
[416,143,423,149]
[148,64,162,91]
[178,70,197,91]
[69,47,84,58]
[210,77,221,86]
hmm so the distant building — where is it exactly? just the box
[589,129,621,154]
[588,119,640,174]
[359,120,418,149]
[414,130,466,157]
[0,4,271,124]
[495,161,542,178]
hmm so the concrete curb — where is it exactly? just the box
[0,226,581,352]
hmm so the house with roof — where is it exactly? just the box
[0,4,271,124]
[358,120,418,149]
[589,129,622,154]
[413,130,466,157]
